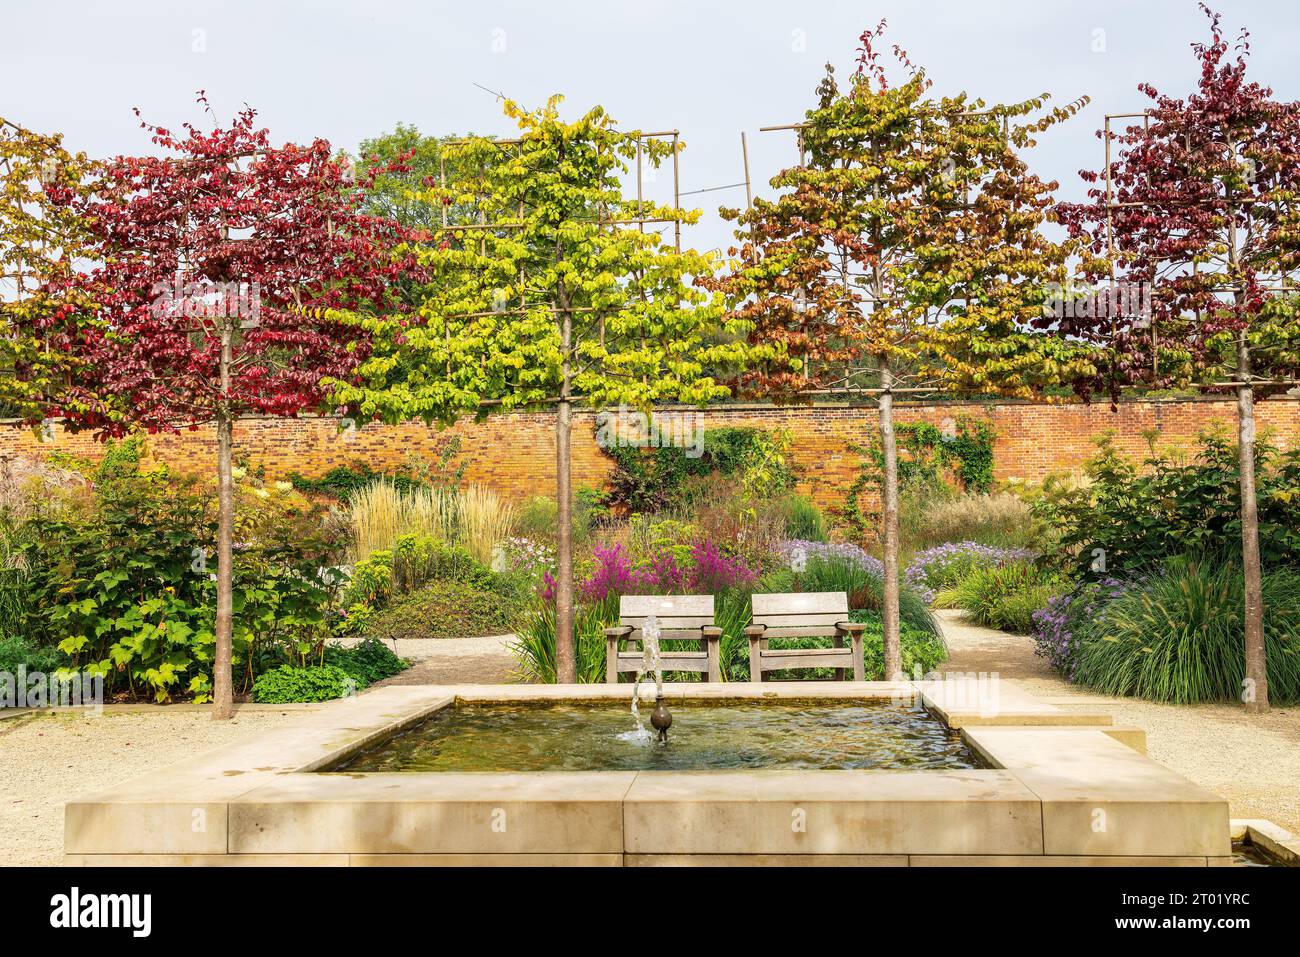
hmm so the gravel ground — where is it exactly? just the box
[0,708,308,867]
[937,609,1300,834]
[365,633,520,686]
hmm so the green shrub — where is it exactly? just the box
[1075,558,1300,704]
[602,427,794,514]
[252,664,359,703]
[324,637,408,685]
[0,633,61,674]
[365,580,521,641]
[344,549,394,607]
[935,560,1065,634]
[1033,432,1300,577]
[516,492,599,544]
[392,534,494,592]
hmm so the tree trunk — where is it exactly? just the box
[554,305,576,684]
[212,407,235,719]
[1237,337,1269,712]
[878,361,902,680]
[212,318,235,720]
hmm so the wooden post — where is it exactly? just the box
[741,132,753,210]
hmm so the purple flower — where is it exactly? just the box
[904,541,1036,604]
[780,540,885,580]
[686,539,758,593]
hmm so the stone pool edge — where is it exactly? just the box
[64,681,1231,867]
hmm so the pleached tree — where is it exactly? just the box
[1056,5,1300,712]
[330,95,758,682]
[0,117,94,419]
[52,100,409,717]
[704,21,1088,678]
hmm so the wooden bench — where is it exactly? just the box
[745,591,866,682]
[603,594,722,684]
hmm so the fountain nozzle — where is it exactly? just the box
[650,695,673,744]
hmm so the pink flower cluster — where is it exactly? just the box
[540,541,759,605]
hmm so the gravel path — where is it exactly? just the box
[937,609,1300,834]
[0,708,308,867]
[366,633,520,686]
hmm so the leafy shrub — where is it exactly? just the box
[15,440,219,702]
[0,633,61,674]
[325,637,408,686]
[365,580,521,641]
[601,427,794,514]
[1032,432,1300,577]
[252,664,358,703]
[934,560,1065,634]
[1073,558,1300,704]
[392,534,494,592]
[288,440,465,500]
[344,549,394,608]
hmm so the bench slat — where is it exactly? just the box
[622,616,713,630]
[752,613,845,628]
[621,594,714,618]
[757,626,844,639]
[751,591,847,616]
[757,650,855,671]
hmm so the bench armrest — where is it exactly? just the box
[700,626,723,638]
[744,624,767,638]
[602,625,634,638]
[836,621,867,634]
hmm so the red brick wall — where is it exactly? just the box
[2,398,1297,510]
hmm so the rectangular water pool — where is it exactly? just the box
[327,700,980,772]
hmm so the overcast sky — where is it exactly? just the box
[6,1,1299,254]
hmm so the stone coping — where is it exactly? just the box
[1230,819,1300,866]
[65,681,1231,866]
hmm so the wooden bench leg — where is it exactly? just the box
[748,635,762,683]
[833,634,845,681]
[706,635,721,683]
[851,632,865,682]
[605,636,618,684]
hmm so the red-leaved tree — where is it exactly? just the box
[1057,6,1300,712]
[54,98,411,718]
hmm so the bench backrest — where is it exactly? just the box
[751,591,849,638]
[619,594,714,640]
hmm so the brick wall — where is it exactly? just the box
[2,398,1297,510]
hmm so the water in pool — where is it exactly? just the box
[329,701,979,772]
